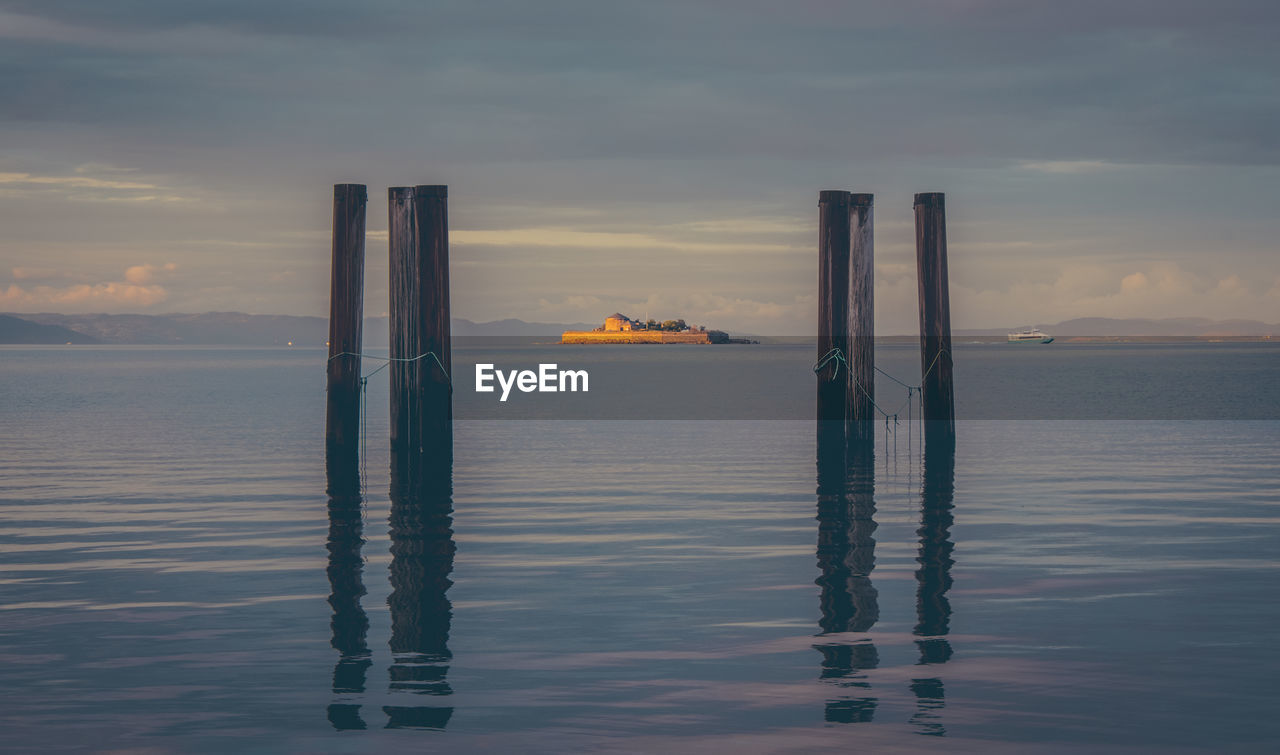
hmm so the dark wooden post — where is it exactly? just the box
[389,185,452,495]
[817,191,852,457]
[325,183,367,495]
[388,187,416,489]
[914,192,955,446]
[848,194,875,452]
[413,185,452,453]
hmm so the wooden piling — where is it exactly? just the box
[325,183,367,495]
[848,194,875,451]
[914,192,955,445]
[389,185,452,492]
[817,190,852,447]
[818,190,875,460]
[388,186,415,489]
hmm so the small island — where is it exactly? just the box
[562,313,738,344]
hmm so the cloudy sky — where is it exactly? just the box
[1,0,1277,334]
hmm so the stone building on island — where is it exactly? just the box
[604,313,633,332]
[562,313,730,344]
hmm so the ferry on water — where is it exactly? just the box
[1008,328,1054,344]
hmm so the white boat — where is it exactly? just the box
[1008,328,1054,344]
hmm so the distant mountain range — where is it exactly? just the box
[955,318,1280,338]
[0,313,101,344]
[1,312,1276,345]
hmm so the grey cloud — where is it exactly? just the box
[2,1,1276,168]
[0,1,1276,327]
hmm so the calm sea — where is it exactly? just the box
[2,343,1278,752]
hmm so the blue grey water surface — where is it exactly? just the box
[1,343,1279,752]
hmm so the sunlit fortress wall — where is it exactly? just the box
[560,330,728,344]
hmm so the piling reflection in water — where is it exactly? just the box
[814,425,880,723]
[326,487,371,730]
[911,436,956,736]
[384,450,456,730]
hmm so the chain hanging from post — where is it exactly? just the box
[328,350,452,491]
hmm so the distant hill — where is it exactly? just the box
[955,317,1279,338]
[10,312,328,346]
[2,312,596,345]
[1044,317,1276,337]
[0,314,99,344]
